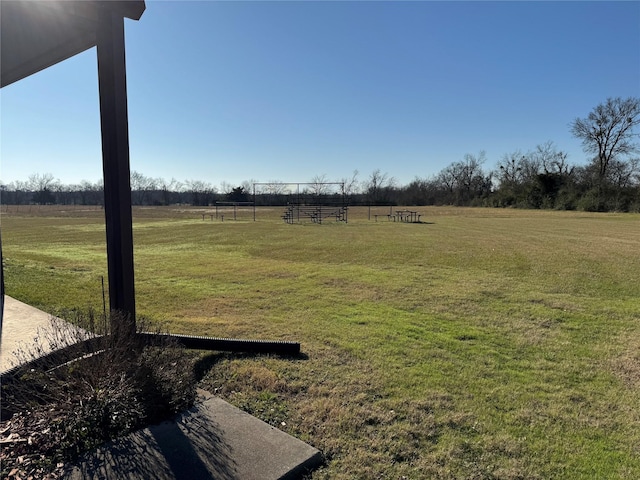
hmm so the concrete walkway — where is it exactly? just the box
[65,390,323,480]
[0,296,58,373]
[1,296,323,479]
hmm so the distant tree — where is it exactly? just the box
[496,151,525,187]
[571,97,640,185]
[460,152,490,199]
[28,173,59,205]
[532,142,576,208]
[436,165,456,200]
[601,157,640,211]
[31,188,54,205]
[530,141,573,177]
[494,151,528,207]
[130,171,158,205]
[258,180,289,205]
[402,176,436,205]
[27,173,56,192]
[309,174,330,197]
[78,180,99,205]
[184,179,215,206]
[158,178,181,205]
[364,169,396,204]
[227,186,249,202]
[265,181,287,196]
[492,143,582,209]
[1,183,14,205]
[53,183,72,205]
[5,180,32,205]
[608,157,640,190]
[219,181,233,196]
[444,152,492,205]
[340,170,360,202]
[241,179,257,196]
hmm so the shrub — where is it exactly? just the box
[0,310,197,478]
[577,188,607,212]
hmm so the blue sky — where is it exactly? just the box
[1,1,639,189]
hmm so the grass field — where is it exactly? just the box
[2,205,639,478]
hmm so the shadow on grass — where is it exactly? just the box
[192,350,309,383]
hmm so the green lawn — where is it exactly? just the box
[2,205,639,478]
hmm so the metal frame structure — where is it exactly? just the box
[251,182,347,221]
[214,201,255,220]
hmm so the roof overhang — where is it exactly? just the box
[1,0,145,88]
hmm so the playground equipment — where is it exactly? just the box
[252,182,349,224]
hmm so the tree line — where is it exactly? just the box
[2,97,639,212]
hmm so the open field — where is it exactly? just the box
[2,205,640,478]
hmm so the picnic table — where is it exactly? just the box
[391,210,421,223]
[373,210,422,223]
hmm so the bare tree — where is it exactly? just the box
[340,170,360,200]
[78,179,103,205]
[0,181,29,205]
[494,151,543,207]
[28,173,59,204]
[264,180,288,196]
[434,152,491,205]
[157,177,181,205]
[608,157,640,189]
[571,97,640,184]
[309,174,330,197]
[219,181,234,196]
[497,150,526,187]
[364,169,395,204]
[531,141,572,176]
[184,179,215,206]
[130,171,158,205]
[436,164,455,196]
[402,176,435,205]
[257,180,290,205]
[457,151,488,192]
[241,179,258,196]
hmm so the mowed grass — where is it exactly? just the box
[2,205,640,478]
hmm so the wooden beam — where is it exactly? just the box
[96,8,136,333]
